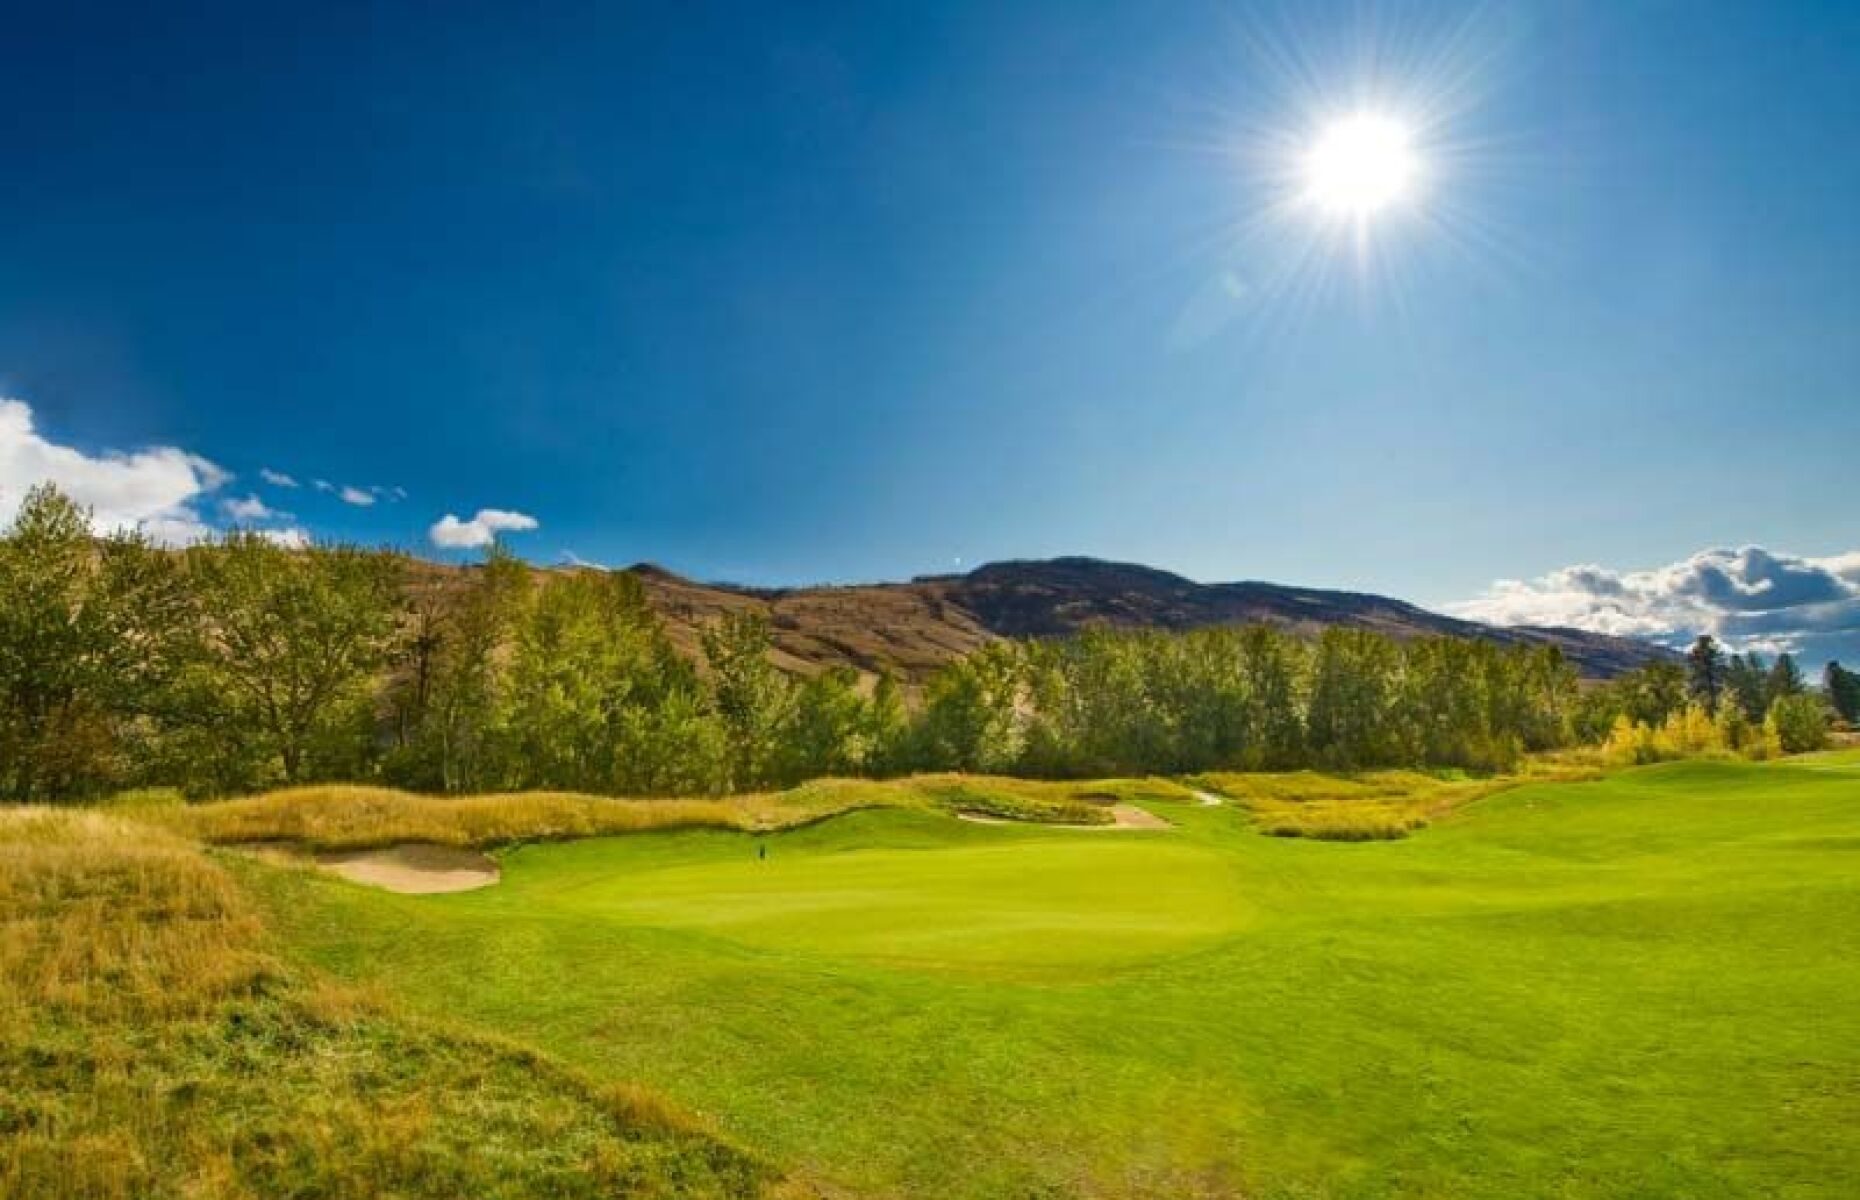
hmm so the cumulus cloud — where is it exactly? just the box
[1454,546,1860,666]
[0,397,228,545]
[338,485,376,507]
[259,468,299,488]
[222,493,290,522]
[429,508,539,549]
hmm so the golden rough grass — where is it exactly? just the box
[0,808,274,1025]
[144,779,912,851]
[0,807,794,1200]
[135,773,1167,851]
[1191,761,1602,842]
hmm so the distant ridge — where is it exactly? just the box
[619,555,1673,683]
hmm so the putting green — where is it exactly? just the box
[497,816,1250,974]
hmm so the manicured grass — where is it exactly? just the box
[248,759,1860,1198]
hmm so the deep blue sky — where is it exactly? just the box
[4,0,1858,610]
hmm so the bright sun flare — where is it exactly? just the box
[1302,113,1420,218]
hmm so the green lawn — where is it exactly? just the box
[246,759,1860,1199]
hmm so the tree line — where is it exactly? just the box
[1581,634,1841,763]
[1,484,1844,803]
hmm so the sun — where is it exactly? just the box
[1301,113,1421,218]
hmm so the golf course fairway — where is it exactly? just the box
[247,757,1860,1199]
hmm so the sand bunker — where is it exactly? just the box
[955,804,1171,831]
[237,842,499,893]
[318,844,500,893]
[1104,804,1171,829]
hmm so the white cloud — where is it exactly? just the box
[430,508,540,549]
[258,527,311,550]
[338,485,376,507]
[313,479,335,493]
[222,493,290,522]
[0,397,228,545]
[259,468,299,488]
[1454,545,1860,666]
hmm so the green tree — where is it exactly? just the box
[780,666,876,782]
[1825,661,1860,725]
[701,610,796,790]
[866,671,910,774]
[386,544,531,791]
[185,533,404,785]
[1766,653,1806,706]
[1686,634,1726,709]
[915,643,1024,773]
[1304,628,1398,769]
[1235,626,1306,770]
[0,485,194,800]
[1765,692,1829,754]
[1725,653,1770,721]
[504,569,704,793]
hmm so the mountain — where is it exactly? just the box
[622,556,1671,683]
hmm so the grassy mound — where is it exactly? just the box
[0,809,794,1200]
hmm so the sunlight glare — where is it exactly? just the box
[1302,113,1420,218]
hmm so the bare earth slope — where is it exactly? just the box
[625,555,1670,684]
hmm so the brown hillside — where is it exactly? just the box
[618,555,1671,685]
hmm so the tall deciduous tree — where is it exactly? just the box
[0,485,193,800]
[186,532,405,785]
[503,568,706,793]
[386,544,531,791]
[701,610,795,790]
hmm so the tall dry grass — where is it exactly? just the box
[0,809,272,1026]
[142,779,909,851]
[0,807,796,1199]
[134,773,1166,851]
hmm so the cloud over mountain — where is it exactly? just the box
[0,397,228,545]
[1454,546,1860,666]
[429,508,539,549]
